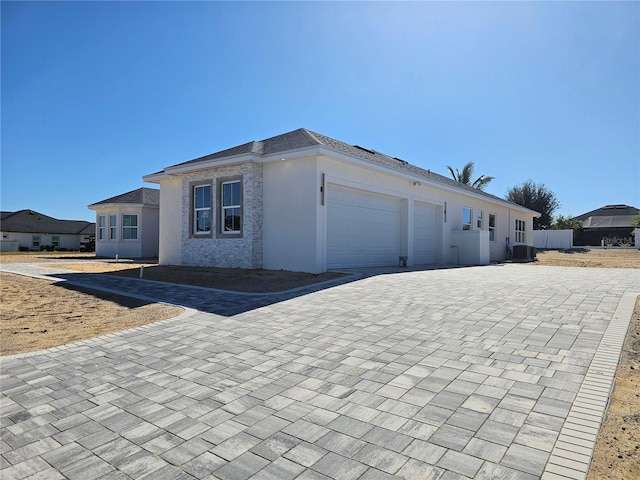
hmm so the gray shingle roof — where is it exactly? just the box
[575,204,639,229]
[1,210,95,235]
[89,188,159,207]
[575,204,639,220]
[167,128,521,207]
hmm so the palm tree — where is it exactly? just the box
[446,161,494,191]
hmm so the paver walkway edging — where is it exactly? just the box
[542,291,639,480]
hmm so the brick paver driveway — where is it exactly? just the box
[1,264,638,480]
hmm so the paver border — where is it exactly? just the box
[1,261,361,297]
[542,290,639,480]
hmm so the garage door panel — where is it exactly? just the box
[414,202,437,265]
[327,186,402,268]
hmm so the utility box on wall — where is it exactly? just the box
[451,230,490,265]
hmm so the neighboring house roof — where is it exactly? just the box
[89,187,160,208]
[575,204,639,229]
[1,210,95,235]
[147,128,539,215]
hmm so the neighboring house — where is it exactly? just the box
[0,210,94,252]
[574,204,639,246]
[143,128,540,273]
[88,188,160,258]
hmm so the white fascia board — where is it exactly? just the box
[164,153,262,175]
[509,204,542,217]
[289,146,541,217]
[142,153,263,182]
[142,172,172,183]
[89,203,156,210]
[261,146,324,163]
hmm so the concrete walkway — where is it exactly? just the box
[1,263,638,480]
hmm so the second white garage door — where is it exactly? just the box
[327,185,403,268]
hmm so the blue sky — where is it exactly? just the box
[2,1,638,222]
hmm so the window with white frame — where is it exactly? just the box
[109,215,117,240]
[51,236,60,248]
[32,235,40,248]
[476,210,484,229]
[122,215,138,240]
[221,180,241,233]
[489,213,496,242]
[515,219,526,243]
[193,184,212,234]
[98,216,106,240]
[462,207,472,230]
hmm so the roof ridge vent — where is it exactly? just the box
[353,145,375,155]
[393,156,408,165]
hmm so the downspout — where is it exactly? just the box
[507,208,512,259]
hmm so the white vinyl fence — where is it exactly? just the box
[533,229,573,250]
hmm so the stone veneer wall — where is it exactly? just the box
[181,162,263,268]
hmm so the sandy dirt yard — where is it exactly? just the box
[534,248,640,269]
[1,249,638,477]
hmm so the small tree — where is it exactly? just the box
[446,161,495,191]
[552,214,582,230]
[552,214,582,245]
[505,180,560,229]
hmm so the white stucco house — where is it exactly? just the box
[143,128,540,273]
[88,188,160,258]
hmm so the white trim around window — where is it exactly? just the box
[515,219,526,243]
[122,214,138,240]
[193,184,212,235]
[98,215,106,240]
[109,214,117,240]
[221,180,242,234]
[489,213,496,242]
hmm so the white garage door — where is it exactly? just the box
[413,202,437,265]
[327,185,403,268]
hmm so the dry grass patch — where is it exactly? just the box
[534,248,639,269]
[0,252,97,263]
